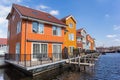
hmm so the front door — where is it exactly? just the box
[52,44,61,60]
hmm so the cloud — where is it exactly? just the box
[114,39,120,42]
[106,34,117,38]
[113,25,120,31]
[36,4,60,16]
[36,5,49,10]
[49,10,59,15]
[105,14,110,18]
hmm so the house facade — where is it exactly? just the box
[0,38,7,55]
[61,15,77,56]
[76,28,87,51]
[7,4,66,60]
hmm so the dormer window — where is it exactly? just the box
[69,23,73,28]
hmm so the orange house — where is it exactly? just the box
[86,34,95,50]
[6,4,66,61]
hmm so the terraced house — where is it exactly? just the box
[6,4,66,61]
[61,15,77,56]
[76,28,87,51]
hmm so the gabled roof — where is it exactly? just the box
[0,38,7,45]
[77,28,87,33]
[7,4,66,27]
[61,15,77,23]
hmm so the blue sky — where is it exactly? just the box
[0,0,120,47]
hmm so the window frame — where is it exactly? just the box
[69,23,73,28]
[16,21,21,34]
[69,33,74,41]
[52,26,61,36]
[32,21,44,34]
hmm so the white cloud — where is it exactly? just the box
[113,25,120,31]
[105,14,110,18]
[49,10,59,15]
[106,34,117,38]
[36,5,49,10]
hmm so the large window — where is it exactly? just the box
[53,44,61,59]
[69,33,74,41]
[53,26,61,36]
[32,43,47,59]
[32,22,44,34]
[17,21,21,34]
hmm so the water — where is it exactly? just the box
[0,53,120,80]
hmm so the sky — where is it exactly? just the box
[0,0,120,47]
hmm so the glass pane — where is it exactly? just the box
[53,26,57,35]
[38,23,44,33]
[32,22,38,33]
[57,27,61,36]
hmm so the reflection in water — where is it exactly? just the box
[0,53,120,80]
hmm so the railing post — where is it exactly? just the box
[24,54,26,67]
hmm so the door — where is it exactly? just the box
[53,44,61,60]
[16,43,20,61]
[41,44,47,58]
[32,43,40,60]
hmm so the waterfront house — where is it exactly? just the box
[6,4,66,61]
[61,15,77,56]
[0,38,7,55]
[86,34,95,51]
[76,28,87,51]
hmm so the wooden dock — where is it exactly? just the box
[5,53,101,76]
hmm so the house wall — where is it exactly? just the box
[64,17,77,55]
[7,8,22,54]
[20,19,65,58]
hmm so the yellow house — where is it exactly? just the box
[61,15,77,56]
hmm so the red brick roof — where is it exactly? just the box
[0,38,7,45]
[13,4,66,26]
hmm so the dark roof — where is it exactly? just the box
[0,38,7,45]
[13,4,66,26]
[61,15,71,22]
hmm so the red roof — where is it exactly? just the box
[13,4,66,26]
[0,38,7,45]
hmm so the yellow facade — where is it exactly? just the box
[62,16,77,55]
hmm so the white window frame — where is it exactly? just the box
[52,26,61,36]
[32,42,48,60]
[16,21,21,34]
[69,33,74,41]
[69,46,74,53]
[32,21,44,34]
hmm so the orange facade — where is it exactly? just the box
[7,4,66,61]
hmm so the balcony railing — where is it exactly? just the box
[5,53,62,67]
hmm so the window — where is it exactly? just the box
[32,43,47,59]
[53,44,61,59]
[69,23,73,28]
[17,21,21,34]
[69,33,74,41]
[69,46,74,53]
[32,22,44,34]
[53,26,61,36]
[16,43,20,54]
[77,37,81,42]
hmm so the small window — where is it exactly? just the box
[17,21,21,34]
[32,22,44,34]
[53,26,61,36]
[69,33,74,41]
[16,43,20,54]
[69,23,73,28]
[7,31,10,38]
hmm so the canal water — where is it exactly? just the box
[0,53,120,80]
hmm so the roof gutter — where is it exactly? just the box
[21,15,66,28]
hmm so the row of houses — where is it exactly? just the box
[6,4,95,60]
